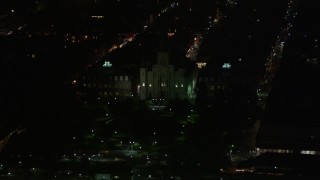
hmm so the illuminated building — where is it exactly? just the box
[78,62,132,100]
[139,52,197,100]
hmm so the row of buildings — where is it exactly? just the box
[76,51,254,104]
[77,52,197,102]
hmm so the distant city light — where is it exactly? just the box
[103,61,112,68]
[91,15,104,19]
[222,63,231,69]
[167,32,175,37]
[196,62,207,69]
[301,150,318,155]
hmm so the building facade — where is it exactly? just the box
[139,52,196,101]
[78,62,133,100]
